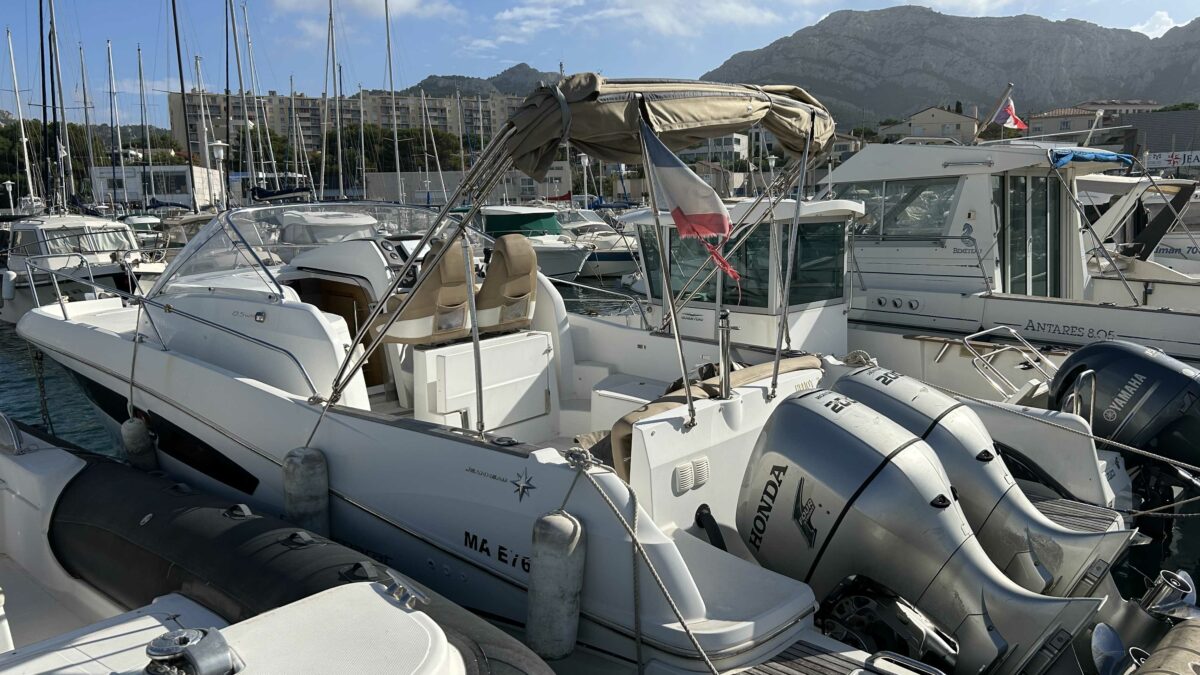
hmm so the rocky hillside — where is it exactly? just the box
[701,6,1199,125]
[400,63,560,98]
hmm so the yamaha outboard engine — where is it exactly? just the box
[737,390,1101,675]
[1049,340,1200,470]
[833,366,1135,597]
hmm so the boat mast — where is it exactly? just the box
[78,45,98,203]
[170,0,198,213]
[476,94,483,170]
[242,3,278,190]
[330,0,344,199]
[455,88,465,179]
[7,30,35,208]
[317,6,332,201]
[384,0,402,204]
[194,57,215,209]
[287,75,296,187]
[48,0,73,203]
[39,0,50,207]
[420,90,447,204]
[106,40,129,208]
[226,0,253,202]
[358,83,366,196]
[137,45,156,205]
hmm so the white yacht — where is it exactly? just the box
[556,208,640,278]
[814,142,1200,400]
[16,75,1200,674]
[471,205,592,281]
[0,413,549,674]
[0,214,163,324]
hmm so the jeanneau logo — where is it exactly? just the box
[511,469,536,502]
[1102,373,1147,423]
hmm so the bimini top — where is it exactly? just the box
[507,73,836,180]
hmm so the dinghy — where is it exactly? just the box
[0,414,549,674]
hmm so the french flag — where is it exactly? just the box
[641,120,732,240]
[992,96,1028,131]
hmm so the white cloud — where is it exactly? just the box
[1131,10,1181,38]
[583,0,781,36]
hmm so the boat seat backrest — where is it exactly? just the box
[371,239,471,346]
[476,234,537,335]
[603,355,824,482]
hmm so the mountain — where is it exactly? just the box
[701,6,1200,126]
[400,63,560,98]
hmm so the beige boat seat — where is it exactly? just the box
[600,355,824,482]
[476,234,538,335]
[372,238,472,345]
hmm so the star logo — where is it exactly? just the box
[511,469,536,502]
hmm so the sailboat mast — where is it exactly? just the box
[331,0,344,199]
[39,0,50,206]
[358,83,365,196]
[242,3,278,190]
[455,89,465,177]
[106,41,129,207]
[78,46,98,202]
[420,90,447,203]
[48,0,73,202]
[8,30,35,206]
[170,0,198,213]
[226,0,253,200]
[288,75,296,187]
[384,0,402,204]
[194,57,215,210]
[137,45,156,203]
[476,94,483,170]
[317,11,331,200]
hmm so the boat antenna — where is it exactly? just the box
[384,0,402,203]
[8,30,36,211]
[242,3,278,191]
[48,0,74,204]
[106,40,129,209]
[194,56,215,209]
[170,0,199,213]
[137,45,156,206]
[330,0,344,199]
[226,0,253,202]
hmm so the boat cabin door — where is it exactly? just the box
[994,173,1063,297]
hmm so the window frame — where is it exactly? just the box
[836,176,962,245]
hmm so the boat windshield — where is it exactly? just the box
[147,202,479,299]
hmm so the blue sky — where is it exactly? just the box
[3,0,1198,128]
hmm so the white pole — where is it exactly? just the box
[194,57,215,210]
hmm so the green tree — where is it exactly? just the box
[1156,102,1199,112]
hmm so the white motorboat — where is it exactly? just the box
[0,214,163,324]
[471,205,592,281]
[17,75,1200,674]
[0,414,549,674]
[556,209,640,278]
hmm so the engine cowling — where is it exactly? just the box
[737,389,1101,675]
[1049,340,1200,469]
[832,366,1135,597]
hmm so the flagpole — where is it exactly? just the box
[637,112,696,428]
[973,82,1013,145]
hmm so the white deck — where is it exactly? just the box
[0,555,90,648]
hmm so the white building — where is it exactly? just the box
[89,165,224,210]
[879,107,979,145]
[676,134,749,164]
[365,160,572,205]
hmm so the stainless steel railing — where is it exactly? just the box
[548,276,651,329]
[960,325,1058,397]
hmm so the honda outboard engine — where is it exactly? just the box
[737,390,1101,675]
[1049,340,1200,469]
[833,366,1135,597]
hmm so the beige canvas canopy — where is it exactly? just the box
[506,73,836,180]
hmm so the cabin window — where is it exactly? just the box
[835,177,956,239]
[882,177,958,238]
[995,174,1061,297]
[43,228,90,255]
[89,227,137,252]
[784,221,845,305]
[9,229,40,256]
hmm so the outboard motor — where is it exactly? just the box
[1049,340,1200,470]
[737,390,1101,675]
[833,366,1134,597]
